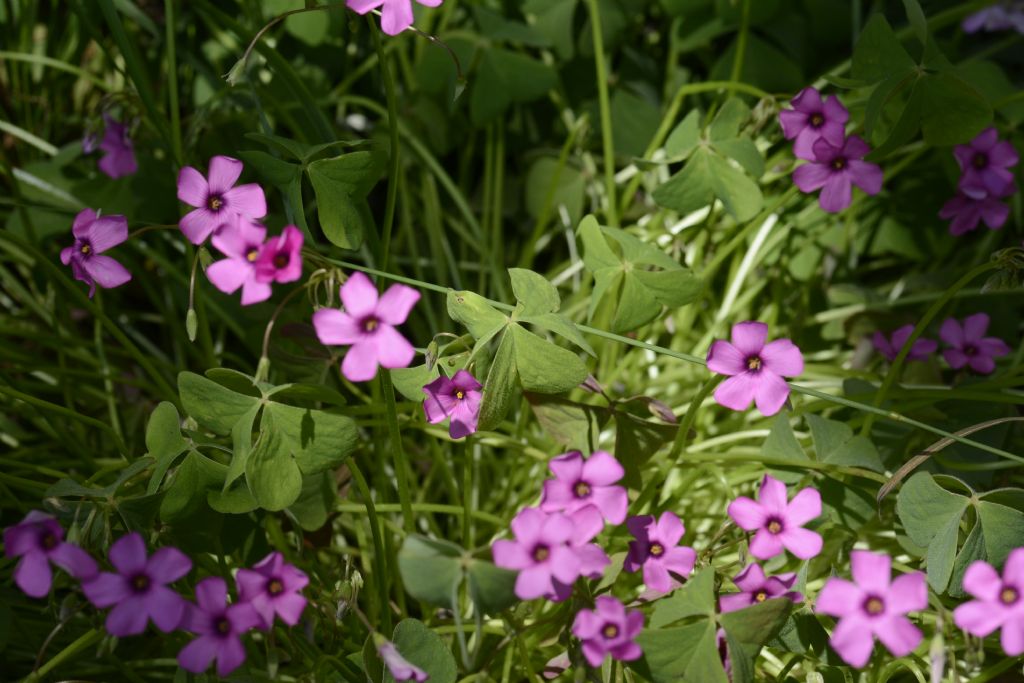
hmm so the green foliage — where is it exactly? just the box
[397,535,517,615]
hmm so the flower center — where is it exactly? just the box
[649,542,665,557]
[41,532,58,550]
[809,113,824,127]
[831,157,847,171]
[863,596,885,616]
[1000,586,1019,605]
[362,317,379,332]
[455,390,465,400]
[972,152,988,169]
[267,579,284,596]
[746,356,762,371]
[207,195,224,211]
[532,545,550,562]
[766,518,783,534]
[963,344,978,357]
[246,248,260,262]
[215,616,231,635]
[131,574,151,593]
[573,481,591,498]
[273,253,289,269]
[754,590,768,603]
[79,242,92,256]
[602,624,619,639]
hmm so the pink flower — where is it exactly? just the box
[719,563,803,613]
[778,87,849,161]
[82,532,192,637]
[313,272,420,382]
[205,217,271,305]
[540,450,628,524]
[706,321,804,416]
[954,127,1019,200]
[727,474,822,560]
[492,506,608,602]
[177,155,267,244]
[236,552,308,629]
[623,512,696,593]
[815,550,927,668]
[940,313,1010,374]
[346,0,443,36]
[255,225,304,284]
[871,325,937,363]
[940,189,1013,236]
[423,370,482,439]
[793,135,883,213]
[178,577,262,678]
[3,511,97,598]
[93,114,137,179]
[572,596,644,667]
[953,548,1024,656]
[378,640,429,681]
[60,209,132,297]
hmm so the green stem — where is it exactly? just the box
[727,0,750,95]
[668,376,720,463]
[93,294,124,449]
[381,370,415,533]
[371,19,401,273]
[0,384,126,455]
[26,628,102,682]
[164,0,183,165]
[586,0,618,227]
[347,460,392,633]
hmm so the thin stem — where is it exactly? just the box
[26,628,102,682]
[381,370,415,533]
[586,0,618,227]
[164,0,183,165]
[93,294,124,449]
[371,19,402,274]
[727,0,750,96]
[347,460,392,633]
[260,283,311,363]
[668,376,720,463]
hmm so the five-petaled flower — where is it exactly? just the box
[423,370,483,439]
[255,225,304,285]
[793,135,884,213]
[623,511,696,594]
[707,321,804,416]
[378,638,429,682]
[236,551,309,629]
[177,577,262,678]
[572,596,644,667]
[177,155,267,244]
[719,563,803,613]
[779,87,849,161]
[953,547,1024,656]
[940,188,1013,236]
[872,325,937,363]
[3,511,97,598]
[540,450,628,524]
[939,313,1010,375]
[313,272,419,382]
[954,127,1019,200]
[727,474,822,560]
[82,532,192,637]
[60,208,133,297]
[205,216,271,305]
[346,0,443,36]
[815,550,927,668]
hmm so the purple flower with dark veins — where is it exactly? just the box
[3,511,98,598]
[793,136,884,213]
[423,370,483,439]
[92,114,138,179]
[236,551,309,629]
[939,313,1011,375]
[60,209,132,297]
[178,577,262,678]
[779,87,849,161]
[940,188,1013,236]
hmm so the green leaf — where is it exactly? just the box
[265,403,358,474]
[466,559,519,615]
[477,331,517,431]
[949,519,986,598]
[762,414,809,463]
[510,324,588,394]
[896,472,969,548]
[526,393,607,451]
[225,402,262,489]
[633,620,719,683]
[806,415,884,472]
[614,411,677,490]
[705,151,764,221]
[852,14,915,83]
[901,0,929,46]
[145,402,189,494]
[665,109,701,160]
[977,500,1024,568]
[160,451,227,522]
[390,363,441,403]
[245,411,303,511]
[578,215,621,271]
[178,371,260,435]
[307,151,384,250]
[207,480,259,515]
[287,471,336,531]
[396,535,463,609]
[523,0,577,59]
[470,48,556,125]
[386,619,457,683]
[509,268,560,316]
[447,290,509,343]
[650,566,716,628]
[654,146,762,221]
[519,312,596,357]
[917,71,992,145]
[709,98,751,141]
[611,90,662,158]
[926,512,962,592]
[525,157,585,228]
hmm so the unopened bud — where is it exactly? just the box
[186,309,198,342]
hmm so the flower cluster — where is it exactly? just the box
[870,313,1009,374]
[4,512,307,678]
[940,128,1019,236]
[781,87,883,213]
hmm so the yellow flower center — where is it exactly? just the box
[650,543,665,557]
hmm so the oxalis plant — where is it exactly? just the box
[1,0,1023,681]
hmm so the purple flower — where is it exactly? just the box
[178,577,262,678]
[706,321,804,416]
[940,189,1013,236]
[954,127,1019,200]
[312,272,420,382]
[81,532,192,637]
[254,225,304,284]
[423,370,483,439]
[727,474,822,560]
[953,548,1024,656]
[939,313,1010,374]
[177,155,267,244]
[793,136,884,213]
[205,216,271,305]
[778,87,849,161]
[571,596,644,667]
[540,450,628,525]
[491,506,608,601]
[236,552,309,629]
[3,511,97,598]
[962,3,1024,33]
[93,115,137,179]
[815,550,927,668]
[719,563,803,613]
[346,0,443,36]
[60,209,132,297]
[871,325,938,363]
[623,512,696,593]
[378,640,429,682]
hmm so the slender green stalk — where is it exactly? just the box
[26,628,102,682]
[668,376,720,462]
[347,460,392,633]
[164,0,183,165]
[585,0,618,227]
[381,370,415,533]
[370,20,401,273]
[93,294,124,448]
[727,0,751,95]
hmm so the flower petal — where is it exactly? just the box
[341,272,379,318]
[147,546,193,584]
[816,577,862,616]
[206,259,252,295]
[82,256,132,290]
[107,595,150,636]
[785,487,821,526]
[780,527,823,560]
[851,550,891,594]
[207,155,244,195]
[730,321,768,356]
[177,167,209,207]
[727,496,765,531]
[793,162,831,192]
[874,615,922,658]
[374,324,416,369]
[313,309,361,346]
[830,616,876,668]
[962,560,1001,601]
[752,372,790,416]
[582,451,624,486]
[178,635,219,674]
[49,542,98,580]
[953,599,1006,638]
[109,533,148,575]
[195,577,228,612]
[223,183,268,219]
[148,585,187,632]
[818,173,852,213]
[87,215,129,253]
[380,0,415,34]
[749,528,785,559]
[377,284,421,325]
[714,373,756,412]
[707,340,747,376]
[179,208,222,244]
[14,552,53,598]
[342,341,381,382]
[760,339,804,377]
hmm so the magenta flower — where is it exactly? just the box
[719,563,803,613]
[706,321,804,416]
[954,127,1019,199]
[236,551,309,629]
[793,136,883,213]
[623,512,696,593]
[940,313,1010,375]
[60,208,132,297]
[491,506,608,601]
[3,511,97,598]
[953,548,1024,656]
[346,0,443,36]
[778,87,849,161]
[254,225,304,284]
[312,272,420,382]
[378,640,429,682]
[205,217,271,305]
[90,114,137,179]
[815,550,927,668]
[177,155,267,244]
[940,189,1013,236]
[422,370,483,439]
[572,596,644,667]
[963,3,1024,33]
[727,474,822,560]
[178,577,262,678]
[871,325,938,363]
[540,450,628,524]
[81,532,192,637]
